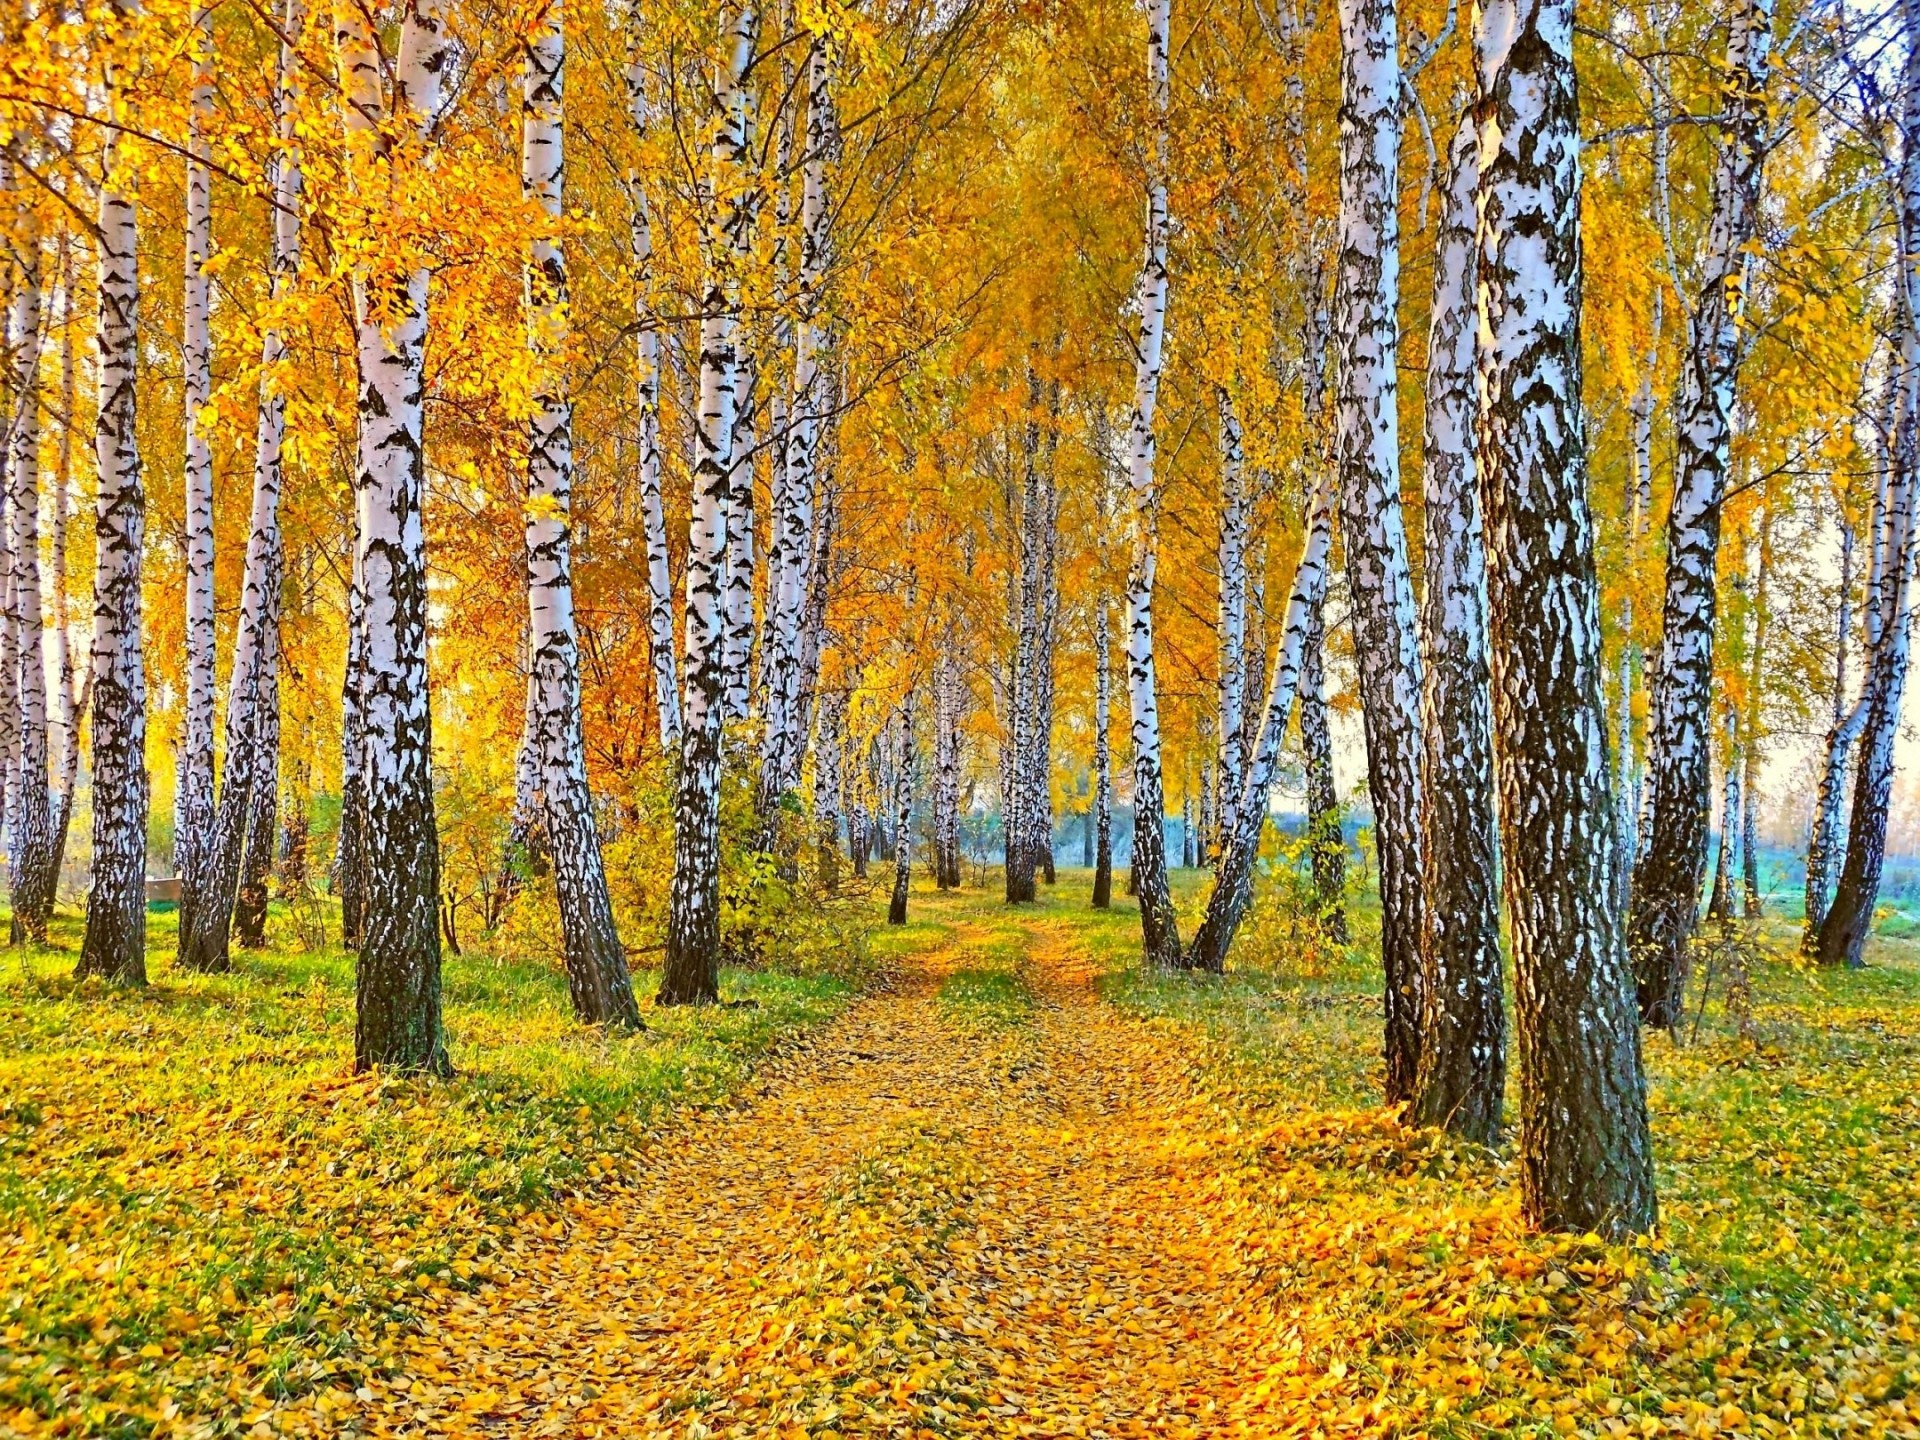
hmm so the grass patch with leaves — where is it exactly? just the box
[1095,883,1920,1436]
[0,901,866,1437]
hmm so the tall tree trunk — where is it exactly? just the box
[47,237,81,893]
[1615,285,1662,920]
[1093,598,1113,909]
[1215,389,1249,855]
[814,688,843,893]
[933,624,962,889]
[6,143,53,943]
[176,4,217,961]
[1819,64,1920,971]
[625,32,680,752]
[179,0,303,974]
[1708,703,1739,923]
[1741,506,1771,917]
[1032,424,1060,886]
[1629,0,1775,1028]
[76,29,149,985]
[1126,0,1181,968]
[1335,0,1425,1099]
[336,533,367,949]
[1476,0,1657,1236]
[660,1,755,1007]
[1301,598,1346,939]
[1411,114,1504,1145]
[522,0,643,1028]
[888,693,914,925]
[341,0,451,1074]
[235,626,279,948]
[756,38,836,839]
[1186,473,1336,973]
[1804,509,1859,945]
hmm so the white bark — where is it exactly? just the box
[77,12,149,984]
[1126,0,1180,968]
[662,0,755,1006]
[1476,0,1656,1234]
[1214,387,1249,851]
[625,42,679,749]
[340,0,451,1072]
[5,141,53,941]
[1335,0,1425,1098]
[1630,0,1776,1026]
[176,2,217,952]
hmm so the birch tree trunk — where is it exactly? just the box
[48,237,81,890]
[235,624,279,948]
[341,0,451,1073]
[1186,472,1336,973]
[1804,510,1858,944]
[1335,0,1425,1098]
[1741,507,1771,917]
[888,693,914,925]
[1476,0,1656,1235]
[521,0,643,1028]
[77,14,150,984]
[1411,113,1504,1144]
[933,625,962,889]
[1615,285,1662,920]
[814,688,844,893]
[175,3,217,959]
[660,1,755,1007]
[1629,0,1775,1029]
[178,0,302,974]
[6,147,53,943]
[1126,0,1181,969]
[337,535,367,948]
[1301,596,1346,938]
[624,36,680,751]
[757,40,836,833]
[1093,597,1113,909]
[1215,388,1249,852]
[1708,703,1739,924]
[1818,40,1920,970]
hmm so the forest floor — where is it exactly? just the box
[8,875,1920,1437]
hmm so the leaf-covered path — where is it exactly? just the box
[361,902,1281,1437]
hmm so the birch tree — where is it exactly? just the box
[175,3,217,959]
[887,692,914,925]
[177,0,300,975]
[1093,594,1113,908]
[519,0,643,1028]
[1475,0,1656,1235]
[339,0,453,1073]
[757,38,837,836]
[1186,471,1336,973]
[1629,0,1776,1029]
[6,142,53,943]
[1804,500,1861,942]
[1817,30,1920,968]
[1215,388,1249,851]
[660,1,755,1007]
[1335,0,1425,1099]
[1125,0,1181,969]
[625,31,679,750]
[1411,113,1504,1145]
[76,0,149,985]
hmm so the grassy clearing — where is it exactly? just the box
[1080,865,1920,1435]
[0,901,865,1437]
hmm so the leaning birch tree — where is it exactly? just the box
[1629,0,1775,1028]
[1476,0,1656,1235]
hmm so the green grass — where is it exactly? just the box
[937,965,1035,1027]
[0,897,866,1434]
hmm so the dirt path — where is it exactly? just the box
[359,908,1282,1438]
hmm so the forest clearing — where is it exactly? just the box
[5,880,1920,1436]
